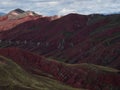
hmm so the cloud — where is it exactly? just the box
[35,1,59,7]
[58,8,77,15]
[1,1,12,5]
[0,0,120,15]
[48,1,59,5]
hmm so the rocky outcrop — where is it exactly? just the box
[7,8,39,20]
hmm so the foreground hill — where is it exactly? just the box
[0,47,119,90]
[0,55,82,90]
[0,12,119,69]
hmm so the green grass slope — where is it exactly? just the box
[67,63,120,73]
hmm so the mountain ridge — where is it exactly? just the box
[0,11,119,69]
[0,12,5,16]
[0,9,120,90]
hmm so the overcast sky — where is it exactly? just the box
[0,0,120,15]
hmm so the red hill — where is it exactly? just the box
[0,13,119,69]
[0,47,120,90]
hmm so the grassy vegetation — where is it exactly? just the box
[0,55,86,90]
[47,57,119,73]
[67,63,120,73]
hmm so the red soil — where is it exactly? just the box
[0,47,119,90]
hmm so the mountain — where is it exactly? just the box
[0,12,5,16]
[7,8,39,20]
[0,9,60,31]
[0,9,41,32]
[10,8,25,13]
[0,13,119,69]
[0,9,120,90]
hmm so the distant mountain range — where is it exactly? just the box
[0,9,120,90]
[0,12,5,16]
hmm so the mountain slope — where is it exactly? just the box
[0,9,41,32]
[0,47,119,90]
[0,13,119,69]
[0,55,81,90]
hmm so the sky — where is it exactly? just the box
[0,0,120,16]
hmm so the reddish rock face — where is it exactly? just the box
[0,15,40,31]
[0,47,119,90]
[0,9,43,32]
[0,13,119,69]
